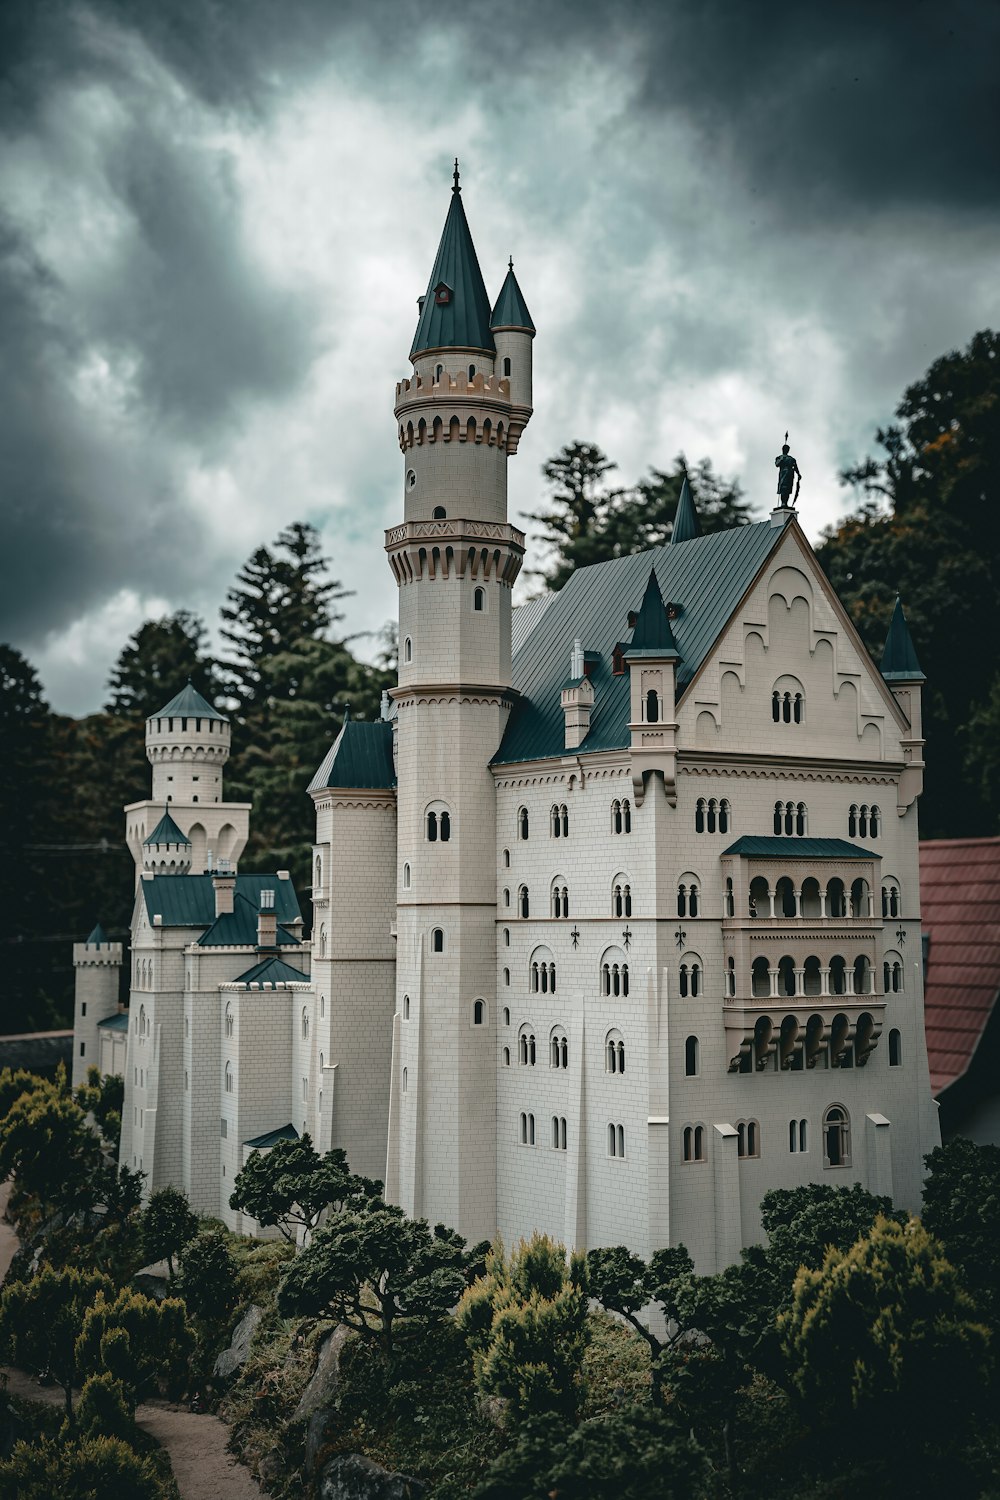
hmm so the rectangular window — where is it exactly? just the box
[221,1118,227,1138]
[79,1042,85,1057]
[81,1002,87,1017]
[302,1076,308,1100]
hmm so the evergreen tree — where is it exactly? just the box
[819,328,1000,836]
[105,611,218,718]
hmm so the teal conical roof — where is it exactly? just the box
[626,567,681,658]
[86,922,108,946]
[410,171,495,359]
[145,810,191,846]
[880,596,925,682]
[491,260,535,334]
[670,475,701,544]
[154,680,227,721]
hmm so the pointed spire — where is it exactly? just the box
[626,567,681,658]
[153,681,227,720]
[410,171,495,358]
[670,474,701,544]
[86,921,108,946]
[491,260,535,334]
[453,156,461,193]
[881,595,925,682]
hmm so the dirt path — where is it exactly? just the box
[1,1181,265,1500]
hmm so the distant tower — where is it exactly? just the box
[385,168,534,1242]
[72,923,122,1086]
[124,682,250,880]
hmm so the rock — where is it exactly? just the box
[213,1303,264,1380]
[318,1453,425,1500]
[133,1271,170,1302]
[304,1407,335,1475]
[293,1324,351,1421]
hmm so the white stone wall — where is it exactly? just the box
[71,941,121,1086]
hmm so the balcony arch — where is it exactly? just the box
[678,952,703,998]
[883,951,903,994]
[853,955,872,994]
[612,875,633,918]
[826,878,847,918]
[881,877,901,919]
[801,877,822,918]
[829,954,848,995]
[518,1024,537,1066]
[751,955,771,998]
[677,873,700,918]
[777,954,797,996]
[775,876,797,918]
[802,955,822,996]
[600,946,629,997]
[749,875,770,918]
[529,945,556,994]
[605,1027,626,1074]
[549,1027,569,1069]
[850,877,872,918]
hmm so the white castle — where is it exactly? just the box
[73,174,940,1269]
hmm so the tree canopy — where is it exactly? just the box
[229,1134,381,1244]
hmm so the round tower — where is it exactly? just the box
[142,808,193,874]
[72,922,122,1087]
[386,170,533,1244]
[145,681,230,806]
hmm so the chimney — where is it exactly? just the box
[257,886,277,949]
[560,639,594,750]
[380,689,391,721]
[570,637,584,679]
[213,865,236,917]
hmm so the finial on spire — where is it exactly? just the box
[453,157,460,194]
[508,255,514,272]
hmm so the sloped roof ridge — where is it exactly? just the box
[144,809,191,846]
[153,680,227,721]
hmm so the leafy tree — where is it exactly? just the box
[75,1287,193,1407]
[819,328,1000,836]
[105,611,218,718]
[586,1243,695,1405]
[473,1406,710,1500]
[757,1180,905,1284]
[175,1227,238,1330]
[140,1185,199,1277]
[229,1134,380,1244]
[922,1137,1000,1325]
[76,1372,134,1442]
[0,1434,170,1500]
[0,1067,50,1120]
[74,1066,124,1150]
[0,1083,102,1220]
[457,1234,590,1423]
[779,1216,992,1461]
[277,1204,482,1361]
[0,1264,114,1416]
[528,445,752,589]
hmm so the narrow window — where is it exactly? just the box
[646,688,659,723]
[848,804,858,838]
[623,800,631,833]
[697,799,706,833]
[503,1006,510,1025]
[613,800,623,834]
[519,886,530,918]
[796,803,806,836]
[503,847,510,867]
[561,805,569,837]
[474,587,485,612]
[519,807,529,840]
[433,505,447,519]
[520,1112,528,1144]
[870,806,881,837]
[528,1112,535,1145]
[823,1105,851,1167]
[404,636,413,663]
[889,1029,902,1066]
[468,364,476,380]
[685,1035,698,1076]
[793,693,803,723]
[432,928,444,953]
[503,356,511,377]
[427,811,438,841]
[772,690,780,722]
[617,1124,625,1158]
[503,1046,510,1066]
[403,862,411,889]
[473,999,485,1026]
[403,995,410,1019]
[608,1123,617,1157]
[440,811,451,841]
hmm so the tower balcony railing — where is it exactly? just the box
[723,992,886,1073]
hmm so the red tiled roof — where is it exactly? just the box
[920,836,1000,1096]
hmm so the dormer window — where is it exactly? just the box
[434,282,452,306]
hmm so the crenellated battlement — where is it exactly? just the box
[395,372,531,454]
[396,370,510,403]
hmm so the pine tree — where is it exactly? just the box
[105,611,217,718]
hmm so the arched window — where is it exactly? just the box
[869,805,881,837]
[224,1061,233,1093]
[426,801,451,842]
[503,1006,510,1025]
[677,877,700,917]
[789,1118,808,1152]
[685,1035,698,1076]
[503,970,510,988]
[432,928,444,953]
[751,956,771,998]
[320,995,325,1017]
[608,1122,625,1158]
[473,1000,485,1026]
[727,955,736,997]
[427,811,437,841]
[319,925,327,957]
[503,356,512,377]
[882,881,900,918]
[646,688,659,723]
[612,798,631,834]
[520,1111,528,1143]
[683,1124,706,1163]
[518,807,529,840]
[402,1067,408,1093]
[302,1008,309,1040]
[848,804,858,838]
[503,1046,511,1066]
[314,854,322,892]
[519,885,530,918]
[678,955,702,998]
[225,1005,234,1038]
[606,1029,625,1074]
[725,877,735,917]
[550,1028,569,1069]
[503,847,510,867]
[434,363,443,382]
[527,1112,535,1144]
[889,1028,902,1066]
[433,504,447,518]
[823,1104,851,1167]
[600,949,629,996]
[402,862,411,889]
[772,690,781,722]
[795,802,806,836]
[403,994,410,1020]
[719,799,731,834]
[474,586,485,612]
[613,879,632,918]
[404,636,413,663]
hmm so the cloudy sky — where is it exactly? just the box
[2,0,997,715]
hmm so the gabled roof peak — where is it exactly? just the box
[153,680,227,722]
[881,595,925,682]
[670,475,701,545]
[410,176,495,359]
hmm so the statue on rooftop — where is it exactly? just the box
[775,434,802,508]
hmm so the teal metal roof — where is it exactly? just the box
[198,894,300,949]
[231,955,310,988]
[86,922,109,945]
[153,681,227,721]
[410,181,495,359]
[97,1012,128,1032]
[495,520,780,764]
[491,261,535,334]
[144,810,191,847]
[881,596,925,682]
[309,719,396,793]
[243,1123,299,1149]
[140,874,302,930]
[671,476,701,545]
[722,837,878,860]
[625,567,680,658]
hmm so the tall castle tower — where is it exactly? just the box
[72,923,122,1086]
[385,168,534,1242]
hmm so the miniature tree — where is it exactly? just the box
[229,1134,380,1243]
[140,1186,199,1277]
[0,1265,114,1418]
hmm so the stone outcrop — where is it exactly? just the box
[294,1324,351,1422]
[213,1304,264,1380]
[319,1453,425,1500]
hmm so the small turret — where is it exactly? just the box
[146,680,230,806]
[670,475,701,544]
[881,596,925,812]
[143,808,192,874]
[72,921,123,1087]
[625,568,681,805]
[491,257,535,419]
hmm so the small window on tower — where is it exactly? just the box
[474,587,485,612]
[433,506,447,519]
[503,357,511,377]
[434,282,452,305]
